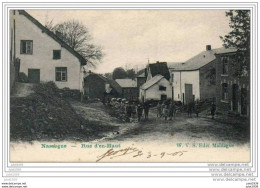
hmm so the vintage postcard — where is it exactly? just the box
[8,7,252,165]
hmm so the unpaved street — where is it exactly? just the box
[71,101,250,145]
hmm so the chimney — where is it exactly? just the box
[206,45,211,51]
[156,61,160,63]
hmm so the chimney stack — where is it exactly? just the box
[206,45,211,51]
[156,61,160,63]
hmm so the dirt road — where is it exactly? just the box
[71,101,250,145]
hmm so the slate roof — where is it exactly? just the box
[140,75,164,90]
[85,73,122,94]
[169,47,237,71]
[18,10,87,65]
[115,79,137,88]
[148,62,170,80]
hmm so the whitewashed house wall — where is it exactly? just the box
[140,78,172,101]
[171,70,200,103]
[14,11,84,91]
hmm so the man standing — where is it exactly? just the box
[137,104,143,122]
[143,101,150,120]
[211,102,216,119]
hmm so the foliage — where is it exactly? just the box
[104,73,113,80]
[112,67,128,80]
[220,10,250,76]
[126,69,136,79]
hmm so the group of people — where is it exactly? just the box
[156,100,177,120]
[107,98,217,122]
[187,101,216,119]
[107,98,151,122]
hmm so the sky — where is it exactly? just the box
[28,9,231,73]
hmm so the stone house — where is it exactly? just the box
[215,50,250,116]
[139,75,172,102]
[10,10,87,93]
[115,79,137,100]
[84,73,122,100]
[168,45,236,104]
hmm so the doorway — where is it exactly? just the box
[28,69,40,83]
[185,84,193,104]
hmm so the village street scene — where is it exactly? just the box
[9,10,250,162]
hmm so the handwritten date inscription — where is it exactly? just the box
[96,147,187,162]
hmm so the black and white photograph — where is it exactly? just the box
[2,2,259,188]
[8,8,252,163]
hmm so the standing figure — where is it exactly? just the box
[194,101,199,118]
[187,102,194,117]
[137,104,143,122]
[156,101,162,118]
[168,101,176,120]
[163,103,169,120]
[143,101,150,120]
[126,102,132,118]
[211,102,216,119]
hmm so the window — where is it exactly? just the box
[56,67,67,82]
[159,85,166,91]
[222,83,228,100]
[20,40,33,54]
[161,94,167,101]
[53,50,61,59]
[222,57,228,74]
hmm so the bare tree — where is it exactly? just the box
[46,19,103,67]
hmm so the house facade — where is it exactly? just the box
[84,73,122,100]
[10,10,86,92]
[139,75,172,102]
[115,79,137,100]
[169,45,236,104]
[215,51,250,116]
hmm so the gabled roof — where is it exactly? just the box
[136,68,147,78]
[169,47,237,71]
[85,73,122,94]
[141,75,165,90]
[18,10,87,66]
[148,62,170,80]
[115,79,137,88]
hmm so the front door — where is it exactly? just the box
[185,84,193,104]
[28,69,40,83]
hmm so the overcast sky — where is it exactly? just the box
[28,9,231,73]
